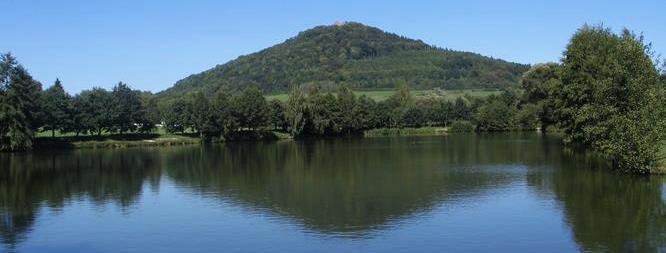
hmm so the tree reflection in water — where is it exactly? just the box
[0,133,663,252]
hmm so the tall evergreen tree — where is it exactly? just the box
[0,53,17,149]
[42,79,72,137]
[111,82,143,134]
[3,65,43,150]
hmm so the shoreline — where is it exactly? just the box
[32,128,453,150]
[25,130,666,175]
[34,134,201,150]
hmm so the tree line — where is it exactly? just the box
[1,53,159,150]
[161,82,548,139]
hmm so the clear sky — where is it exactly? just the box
[2,0,664,94]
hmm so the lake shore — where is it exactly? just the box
[363,127,449,137]
[35,134,201,149]
[33,127,453,150]
[30,130,666,175]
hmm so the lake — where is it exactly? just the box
[0,133,664,253]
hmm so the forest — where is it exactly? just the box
[157,22,528,101]
[1,24,665,174]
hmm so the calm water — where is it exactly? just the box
[0,134,664,253]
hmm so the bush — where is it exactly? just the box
[449,121,475,132]
[474,99,516,131]
[515,104,539,130]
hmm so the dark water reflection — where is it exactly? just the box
[0,134,663,252]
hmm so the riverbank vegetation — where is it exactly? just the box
[1,24,665,173]
[35,133,200,149]
[524,25,666,174]
[562,26,666,174]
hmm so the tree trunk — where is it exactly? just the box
[51,129,55,138]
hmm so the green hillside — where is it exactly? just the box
[157,22,529,100]
[265,88,500,102]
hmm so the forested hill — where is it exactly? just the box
[157,22,529,99]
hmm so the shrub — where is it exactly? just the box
[449,121,475,132]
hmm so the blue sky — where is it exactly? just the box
[2,0,664,94]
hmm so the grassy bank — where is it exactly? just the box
[364,127,448,137]
[35,133,201,149]
[36,127,450,149]
[34,130,294,150]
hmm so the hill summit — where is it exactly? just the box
[158,22,528,98]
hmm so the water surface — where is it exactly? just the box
[0,134,664,252]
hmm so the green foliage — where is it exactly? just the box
[401,103,427,128]
[138,94,160,133]
[163,97,191,134]
[474,95,517,131]
[211,90,238,136]
[231,87,269,130]
[267,99,286,130]
[353,95,377,130]
[364,127,446,137]
[189,91,215,138]
[280,84,513,137]
[86,88,114,135]
[284,87,307,136]
[266,88,499,102]
[452,97,471,120]
[157,22,528,101]
[0,53,15,149]
[556,25,666,173]
[336,85,356,133]
[68,93,94,135]
[515,103,539,130]
[0,53,43,151]
[306,92,339,135]
[111,82,145,134]
[42,79,72,137]
[448,121,475,132]
[521,63,561,130]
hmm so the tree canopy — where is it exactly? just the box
[0,53,43,151]
[555,25,666,173]
[157,22,528,101]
